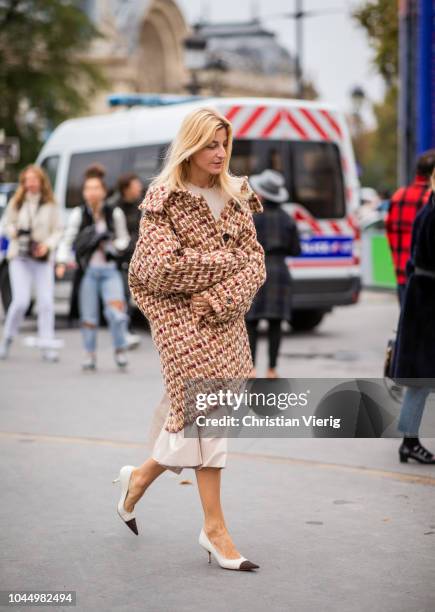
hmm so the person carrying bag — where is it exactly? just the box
[0,164,63,361]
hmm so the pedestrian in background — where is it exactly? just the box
[0,165,63,361]
[386,150,435,306]
[245,169,301,378]
[392,167,435,464]
[114,172,144,349]
[56,164,130,371]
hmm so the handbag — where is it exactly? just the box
[29,239,49,261]
[19,198,50,261]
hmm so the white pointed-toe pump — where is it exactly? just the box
[199,528,259,571]
[112,465,138,535]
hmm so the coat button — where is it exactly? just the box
[226,297,232,303]
[222,233,230,242]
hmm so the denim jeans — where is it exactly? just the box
[397,386,431,436]
[79,265,128,353]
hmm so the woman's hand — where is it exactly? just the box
[56,264,66,279]
[191,294,213,316]
[33,243,48,258]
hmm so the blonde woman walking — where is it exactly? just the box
[113,107,266,571]
[0,165,62,361]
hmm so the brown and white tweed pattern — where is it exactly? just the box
[128,176,266,433]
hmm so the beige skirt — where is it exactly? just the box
[147,391,228,475]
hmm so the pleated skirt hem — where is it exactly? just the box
[149,391,228,475]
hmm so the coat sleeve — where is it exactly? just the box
[197,191,267,324]
[128,209,249,296]
[55,206,82,264]
[42,203,64,252]
[112,207,130,252]
[2,198,19,239]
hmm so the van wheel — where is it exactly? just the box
[290,309,325,332]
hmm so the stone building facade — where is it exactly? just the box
[81,0,299,115]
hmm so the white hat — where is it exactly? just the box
[249,169,289,203]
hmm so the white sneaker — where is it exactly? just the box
[114,349,128,369]
[126,332,141,350]
[41,348,59,362]
[82,353,96,371]
[0,337,12,360]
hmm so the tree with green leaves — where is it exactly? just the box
[0,0,108,177]
[353,0,398,191]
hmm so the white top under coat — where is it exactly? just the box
[186,182,227,222]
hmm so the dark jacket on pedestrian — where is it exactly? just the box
[56,202,129,320]
[245,199,301,321]
[116,197,142,265]
[393,190,435,384]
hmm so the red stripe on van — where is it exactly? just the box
[261,110,281,136]
[293,209,323,233]
[329,221,342,234]
[299,108,330,140]
[320,110,342,138]
[284,110,308,139]
[346,214,360,239]
[290,260,354,268]
[237,106,267,136]
[225,105,242,122]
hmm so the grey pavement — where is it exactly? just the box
[1,290,435,612]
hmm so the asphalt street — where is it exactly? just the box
[1,290,434,612]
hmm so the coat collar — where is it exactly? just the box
[139,177,263,215]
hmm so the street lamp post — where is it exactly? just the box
[183,24,207,96]
[205,55,229,96]
[262,2,344,99]
[350,85,366,177]
[295,0,304,99]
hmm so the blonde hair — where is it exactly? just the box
[11,164,55,210]
[431,167,435,191]
[149,106,244,203]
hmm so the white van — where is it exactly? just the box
[36,95,361,330]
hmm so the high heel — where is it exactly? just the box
[112,465,139,535]
[198,528,259,571]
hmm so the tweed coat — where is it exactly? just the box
[128,176,267,433]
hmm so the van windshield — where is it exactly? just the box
[66,144,167,208]
[230,139,346,219]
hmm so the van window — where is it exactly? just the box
[290,142,345,218]
[129,144,168,183]
[40,155,60,190]
[66,145,168,208]
[230,139,345,219]
[67,149,129,208]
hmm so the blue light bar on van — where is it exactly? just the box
[107,93,208,108]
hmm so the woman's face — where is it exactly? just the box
[83,177,106,206]
[190,126,228,177]
[23,169,42,194]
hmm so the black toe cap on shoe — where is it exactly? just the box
[239,560,259,570]
[126,518,138,535]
